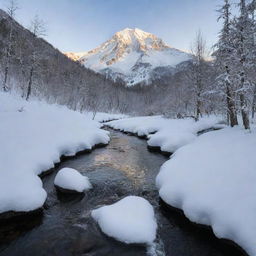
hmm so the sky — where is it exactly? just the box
[0,0,223,53]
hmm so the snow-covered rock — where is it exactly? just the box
[156,127,256,256]
[91,196,157,245]
[54,168,92,193]
[0,92,109,215]
[107,115,224,154]
[65,28,191,86]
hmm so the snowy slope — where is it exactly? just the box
[0,92,109,214]
[66,28,192,86]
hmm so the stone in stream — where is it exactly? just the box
[91,196,157,245]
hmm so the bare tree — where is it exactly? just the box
[2,0,19,92]
[6,0,19,17]
[26,15,46,101]
[29,15,46,37]
[190,30,208,120]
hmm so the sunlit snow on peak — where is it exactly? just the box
[65,28,192,86]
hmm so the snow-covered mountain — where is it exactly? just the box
[65,28,192,86]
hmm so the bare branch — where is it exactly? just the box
[29,15,47,37]
[6,0,19,18]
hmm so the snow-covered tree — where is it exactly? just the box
[214,0,238,126]
[247,0,256,119]
[231,0,253,129]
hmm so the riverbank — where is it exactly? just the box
[0,92,112,219]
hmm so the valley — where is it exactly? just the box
[0,0,256,255]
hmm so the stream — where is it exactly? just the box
[0,129,246,256]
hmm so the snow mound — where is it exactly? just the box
[91,196,157,244]
[54,168,92,192]
[107,115,223,153]
[0,92,109,214]
[156,127,256,256]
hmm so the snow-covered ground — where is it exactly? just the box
[92,196,157,245]
[2,92,255,255]
[54,168,92,193]
[0,92,109,214]
[156,127,256,256]
[106,115,224,153]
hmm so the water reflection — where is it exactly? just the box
[93,135,146,187]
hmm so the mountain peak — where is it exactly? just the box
[113,28,167,52]
[115,27,152,38]
[65,28,192,86]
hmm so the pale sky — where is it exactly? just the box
[0,0,223,52]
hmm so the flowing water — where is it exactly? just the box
[0,129,246,256]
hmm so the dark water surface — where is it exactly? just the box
[0,129,246,256]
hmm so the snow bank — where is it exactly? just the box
[156,127,256,256]
[107,116,164,136]
[0,92,109,214]
[91,196,157,244]
[107,115,223,153]
[84,112,127,122]
[54,168,92,193]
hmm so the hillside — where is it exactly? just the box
[0,9,115,111]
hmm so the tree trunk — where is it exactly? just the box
[26,66,33,101]
[225,65,238,127]
[226,86,238,126]
[195,92,202,121]
[240,92,250,129]
[3,66,9,92]
[251,84,256,119]
[239,71,250,129]
[92,111,97,120]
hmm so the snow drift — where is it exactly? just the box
[106,115,223,153]
[156,127,256,256]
